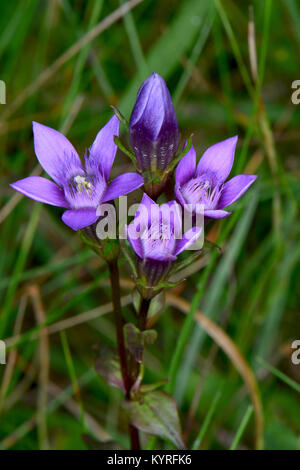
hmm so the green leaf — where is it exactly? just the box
[147,291,166,325]
[143,329,157,346]
[119,0,214,114]
[124,323,157,363]
[123,390,185,449]
[140,379,169,394]
[95,345,124,392]
[124,323,143,363]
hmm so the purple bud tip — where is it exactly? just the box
[129,73,180,172]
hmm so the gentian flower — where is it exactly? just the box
[129,73,180,174]
[11,116,144,230]
[127,194,201,295]
[175,136,257,218]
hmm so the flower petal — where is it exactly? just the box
[102,172,143,203]
[33,121,82,185]
[126,225,144,258]
[204,209,232,219]
[89,115,119,181]
[217,174,257,209]
[134,193,158,230]
[174,227,202,255]
[175,183,187,207]
[196,136,238,183]
[175,143,196,186]
[129,73,179,171]
[10,176,69,208]
[62,208,98,230]
[146,248,177,262]
[160,200,182,236]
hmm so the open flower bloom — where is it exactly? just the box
[175,136,257,219]
[11,116,144,230]
[127,193,201,288]
[129,73,180,173]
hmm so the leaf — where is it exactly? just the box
[143,329,157,346]
[124,323,143,363]
[119,0,213,114]
[124,323,157,363]
[147,291,166,326]
[94,344,125,392]
[140,379,169,394]
[123,390,185,449]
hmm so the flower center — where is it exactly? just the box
[63,172,106,210]
[182,177,221,210]
[73,175,93,196]
[142,222,176,259]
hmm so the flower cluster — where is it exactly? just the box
[11,72,257,295]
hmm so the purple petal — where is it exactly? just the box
[160,201,182,236]
[129,73,179,171]
[10,176,69,208]
[126,225,144,258]
[62,208,98,230]
[134,193,158,229]
[145,248,176,262]
[175,143,196,186]
[102,172,143,203]
[204,209,232,219]
[217,174,257,209]
[89,115,119,181]
[129,73,178,141]
[174,227,202,255]
[175,183,187,207]
[196,136,238,183]
[32,121,82,185]
[139,193,157,213]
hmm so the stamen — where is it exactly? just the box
[182,177,222,209]
[73,175,92,196]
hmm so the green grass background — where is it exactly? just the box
[0,0,299,450]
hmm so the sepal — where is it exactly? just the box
[111,105,129,131]
[79,227,120,262]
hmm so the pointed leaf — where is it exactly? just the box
[95,345,125,392]
[124,323,143,363]
[140,379,169,393]
[123,390,185,449]
[143,329,157,346]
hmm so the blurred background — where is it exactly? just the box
[0,0,299,450]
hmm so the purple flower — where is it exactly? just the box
[11,116,144,230]
[127,194,201,289]
[175,136,257,218]
[129,73,180,173]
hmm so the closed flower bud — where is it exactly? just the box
[129,73,180,176]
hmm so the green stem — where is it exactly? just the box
[108,259,140,450]
[138,297,151,331]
